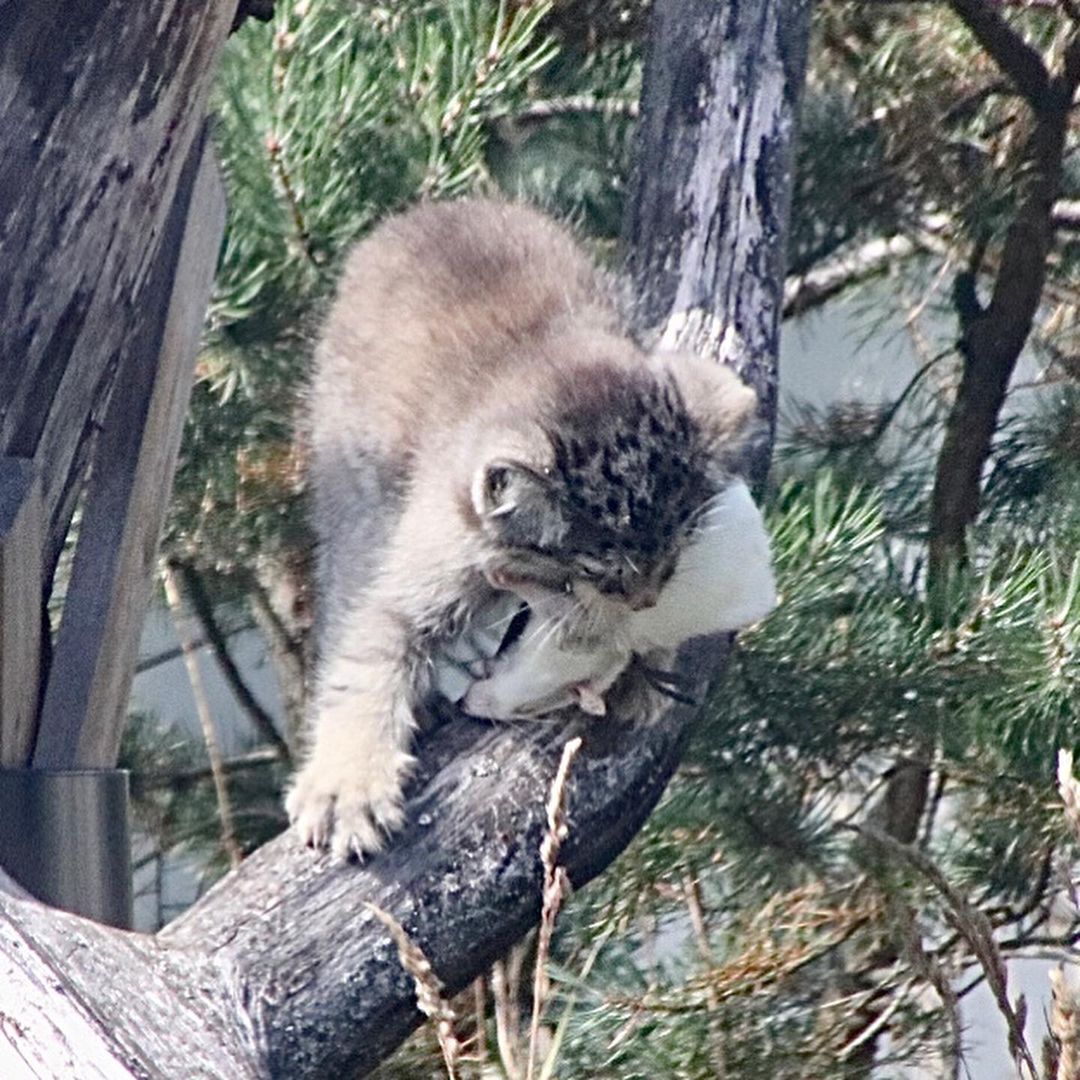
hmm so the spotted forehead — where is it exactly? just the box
[548,377,712,556]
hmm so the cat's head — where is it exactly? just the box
[467,355,758,612]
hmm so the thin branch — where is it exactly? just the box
[136,637,212,673]
[783,235,918,316]
[492,94,640,124]
[160,563,244,870]
[170,559,290,760]
[948,0,1052,108]
[130,746,282,792]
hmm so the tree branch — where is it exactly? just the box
[947,0,1051,108]
[928,22,1080,578]
[783,235,918,316]
[170,558,291,760]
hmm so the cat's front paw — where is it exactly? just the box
[286,750,413,860]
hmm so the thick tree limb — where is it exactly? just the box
[0,0,811,1076]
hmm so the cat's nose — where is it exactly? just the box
[628,588,658,611]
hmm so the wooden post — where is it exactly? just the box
[0,0,236,764]
[34,132,227,768]
[0,459,42,767]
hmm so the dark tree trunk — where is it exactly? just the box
[0,1,812,1076]
[928,12,1080,582]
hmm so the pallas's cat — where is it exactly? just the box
[287,198,774,859]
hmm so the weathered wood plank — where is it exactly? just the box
[0,459,42,767]
[34,132,227,769]
[0,0,236,544]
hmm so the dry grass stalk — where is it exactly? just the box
[471,977,488,1070]
[492,945,528,1078]
[854,825,1040,1080]
[1049,966,1080,1080]
[367,902,463,1079]
[524,735,582,1080]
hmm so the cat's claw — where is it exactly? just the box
[286,752,411,860]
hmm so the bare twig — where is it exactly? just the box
[160,562,243,870]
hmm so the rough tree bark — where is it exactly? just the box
[0,1,811,1076]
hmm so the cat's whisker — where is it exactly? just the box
[536,605,576,651]
[688,489,726,531]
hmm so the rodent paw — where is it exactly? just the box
[285,753,412,861]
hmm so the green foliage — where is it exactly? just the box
[212,0,556,348]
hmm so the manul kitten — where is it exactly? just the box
[287,198,767,859]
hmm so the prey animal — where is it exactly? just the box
[453,478,774,721]
[287,198,774,859]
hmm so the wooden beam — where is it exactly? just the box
[34,133,227,769]
[0,0,237,576]
[0,459,43,767]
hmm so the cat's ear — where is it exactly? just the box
[661,353,759,444]
[471,459,567,546]
[659,353,760,473]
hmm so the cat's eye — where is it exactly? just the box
[485,465,510,501]
[575,556,606,579]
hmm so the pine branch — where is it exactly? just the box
[928,18,1080,579]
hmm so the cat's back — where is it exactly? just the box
[311,198,613,457]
